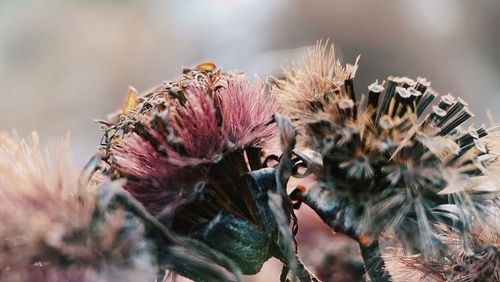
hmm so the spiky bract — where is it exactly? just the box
[101,65,278,228]
[97,64,312,278]
[274,42,498,259]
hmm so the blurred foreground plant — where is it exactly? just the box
[0,132,246,282]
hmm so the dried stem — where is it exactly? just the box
[279,257,321,282]
[359,240,392,282]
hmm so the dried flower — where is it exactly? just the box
[273,42,498,281]
[0,133,156,282]
[99,65,317,280]
[102,66,277,227]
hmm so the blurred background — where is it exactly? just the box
[1,1,499,281]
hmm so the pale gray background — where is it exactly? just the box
[1,0,499,165]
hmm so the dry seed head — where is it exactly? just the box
[385,214,500,282]
[275,42,499,257]
[273,41,359,125]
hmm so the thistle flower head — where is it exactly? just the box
[98,65,297,275]
[0,133,157,282]
[102,65,277,224]
[274,42,499,257]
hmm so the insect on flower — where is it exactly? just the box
[98,64,318,281]
[273,41,499,282]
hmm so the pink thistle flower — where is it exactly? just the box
[170,87,224,158]
[97,65,312,278]
[103,66,278,228]
[217,77,278,148]
[110,86,225,221]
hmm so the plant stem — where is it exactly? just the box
[277,254,321,282]
[359,240,392,282]
[295,257,320,282]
